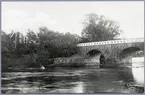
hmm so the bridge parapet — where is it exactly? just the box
[77,38,144,47]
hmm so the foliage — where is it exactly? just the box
[1,27,80,69]
[81,13,122,42]
[26,29,38,44]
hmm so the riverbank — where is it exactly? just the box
[3,66,132,72]
[2,54,87,72]
[2,54,132,72]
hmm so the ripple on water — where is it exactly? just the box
[1,68,144,94]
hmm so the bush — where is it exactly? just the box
[36,51,53,67]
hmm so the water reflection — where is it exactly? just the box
[132,68,144,86]
[72,82,84,93]
[1,66,144,94]
[132,57,144,87]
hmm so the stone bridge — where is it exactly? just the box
[77,38,144,66]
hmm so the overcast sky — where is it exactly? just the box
[2,1,144,38]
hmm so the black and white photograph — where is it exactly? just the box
[1,1,144,94]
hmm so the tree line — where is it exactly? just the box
[2,27,81,57]
[1,13,122,68]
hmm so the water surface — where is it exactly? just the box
[1,67,144,94]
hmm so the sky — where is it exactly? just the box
[2,1,144,38]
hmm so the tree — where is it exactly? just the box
[1,31,11,54]
[36,27,80,58]
[26,29,38,44]
[81,13,122,42]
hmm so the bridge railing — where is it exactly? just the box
[77,38,144,47]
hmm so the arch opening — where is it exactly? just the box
[120,47,143,58]
[87,49,101,57]
[119,47,144,64]
[87,49,105,67]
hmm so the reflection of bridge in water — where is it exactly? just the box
[77,38,144,66]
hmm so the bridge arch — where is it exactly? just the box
[87,49,101,56]
[87,49,106,67]
[119,47,143,64]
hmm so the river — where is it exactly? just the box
[1,67,144,94]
